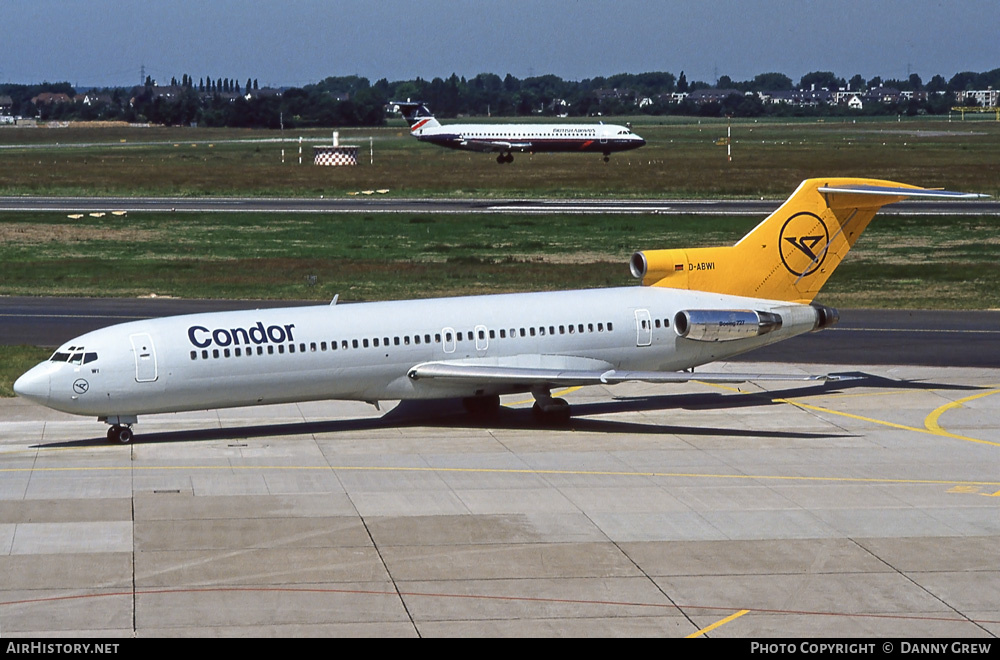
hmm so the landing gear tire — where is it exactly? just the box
[497,153,514,164]
[532,398,571,423]
[107,425,133,444]
[463,394,501,418]
[603,154,610,163]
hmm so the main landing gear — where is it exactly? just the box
[530,388,571,423]
[461,390,572,423]
[107,424,133,444]
[496,152,514,164]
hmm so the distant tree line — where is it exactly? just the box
[4,67,1000,128]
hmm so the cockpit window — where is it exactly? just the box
[49,350,98,364]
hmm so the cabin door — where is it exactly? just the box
[634,309,652,347]
[129,333,159,382]
[442,327,456,354]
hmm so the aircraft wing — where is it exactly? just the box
[460,139,534,153]
[408,360,844,388]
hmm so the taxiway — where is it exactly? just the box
[1,356,998,636]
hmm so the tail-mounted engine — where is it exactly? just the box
[674,309,783,342]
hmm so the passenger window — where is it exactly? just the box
[190,351,197,360]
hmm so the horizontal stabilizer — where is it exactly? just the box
[816,184,988,199]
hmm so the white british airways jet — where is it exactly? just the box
[14,178,983,443]
[392,101,646,163]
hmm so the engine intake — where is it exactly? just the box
[674,309,783,342]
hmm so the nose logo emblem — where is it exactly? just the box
[73,379,90,395]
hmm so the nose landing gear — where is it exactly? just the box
[107,424,133,444]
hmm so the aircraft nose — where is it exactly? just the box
[13,365,50,404]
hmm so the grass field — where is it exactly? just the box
[2,116,998,395]
[1,209,997,309]
[1,116,998,198]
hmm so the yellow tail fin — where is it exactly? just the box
[630,177,983,303]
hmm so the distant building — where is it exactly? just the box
[959,88,998,107]
[31,92,72,105]
[687,89,743,104]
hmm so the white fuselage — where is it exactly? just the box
[15,286,820,420]
[412,121,646,154]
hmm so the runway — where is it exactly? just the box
[2,195,1000,215]
[1,301,999,636]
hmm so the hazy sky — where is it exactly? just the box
[3,0,997,88]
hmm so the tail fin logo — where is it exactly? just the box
[779,212,830,277]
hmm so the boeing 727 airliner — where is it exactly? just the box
[14,178,983,443]
[392,101,646,163]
